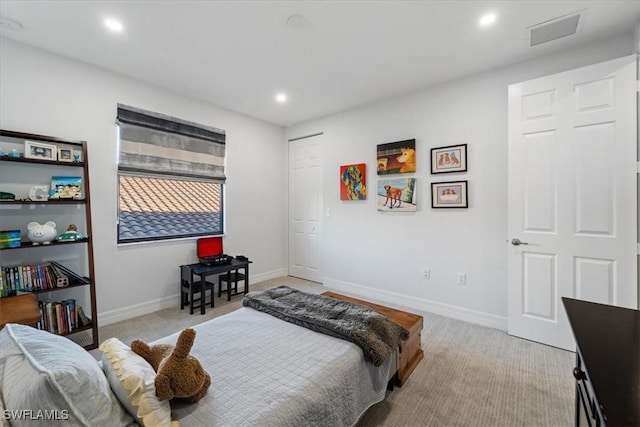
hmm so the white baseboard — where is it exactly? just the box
[100,295,178,326]
[251,268,287,283]
[99,268,288,326]
[323,276,508,331]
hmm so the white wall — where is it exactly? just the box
[1,31,636,330]
[287,33,637,329]
[634,18,640,53]
[0,38,287,324]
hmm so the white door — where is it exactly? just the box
[507,55,638,350]
[288,134,323,282]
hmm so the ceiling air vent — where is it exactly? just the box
[526,10,586,47]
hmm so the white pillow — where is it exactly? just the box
[0,388,8,427]
[0,323,134,427]
[100,337,179,427]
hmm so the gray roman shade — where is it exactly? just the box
[116,104,226,183]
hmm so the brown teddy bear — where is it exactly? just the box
[131,328,211,403]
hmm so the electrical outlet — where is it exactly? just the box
[456,273,466,285]
[423,268,431,280]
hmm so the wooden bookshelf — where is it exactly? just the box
[0,129,98,350]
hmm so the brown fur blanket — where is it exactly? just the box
[243,286,409,366]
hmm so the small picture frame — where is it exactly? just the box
[431,143,467,174]
[431,180,468,208]
[57,146,73,163]
[24,141,57,161]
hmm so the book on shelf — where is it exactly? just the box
[36,299,83,335]
[76,305,91,327]
[0,262,80,297]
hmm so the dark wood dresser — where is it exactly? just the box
[562,297,640,427]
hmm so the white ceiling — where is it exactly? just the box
[1,1,638,127]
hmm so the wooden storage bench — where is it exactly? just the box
[322,291,424,386]
[0,294,41,329]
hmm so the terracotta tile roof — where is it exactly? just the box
[118,175,222,241]
[119,176,220,212]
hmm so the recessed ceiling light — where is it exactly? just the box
[104,17,124,33]
[479,13,497,28]
[286,14,308,30]
[275,93,287,103]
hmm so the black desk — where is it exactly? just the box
[563,297,640,427]
[180,258,252,315]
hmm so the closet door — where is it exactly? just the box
[288,134,323,282]
[507,55,637,350]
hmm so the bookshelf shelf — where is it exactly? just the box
[58,323,93,337]
[0,199,87,205]
[0,154,85,168]
[18,279,91,295]
[0,238,89,251]
[0,129,98,350]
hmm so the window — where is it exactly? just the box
[116,105,225,243]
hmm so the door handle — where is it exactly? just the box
[511,238,529,246]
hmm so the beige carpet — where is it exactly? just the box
[92,277,575,427]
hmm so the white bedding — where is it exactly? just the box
[152,307,392,427]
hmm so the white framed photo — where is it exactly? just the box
[24,141,58,161]
[58,146,73,162]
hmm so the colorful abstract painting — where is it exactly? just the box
[377,178,417,212]
[377,139,416,175]
[340,163,367,200]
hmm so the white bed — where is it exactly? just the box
[156,307,393,427]
[0,305,395,427]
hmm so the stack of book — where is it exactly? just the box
[0,262,70,297]
[36,299,91,334]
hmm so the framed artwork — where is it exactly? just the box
[24,141,57,161]
[340,163,367,200]
[431,143,467,174]
[57,146,73,162]
[431,181,468,208]
[50,176,82,199]
[377,178,417,212]
[377,139,416,175]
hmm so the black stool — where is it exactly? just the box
[218,270,247,301]
[180,265,214,314]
